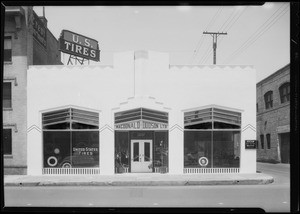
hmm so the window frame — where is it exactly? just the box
[4,36,12,62]
[3,81,12,110]
[184,107,241,129]
[279,82,290,104]
[42,107,100,168]
[266,133,271,149]
[260,134,264,149]
[264,91,273,110]
[3,128,12,155]
[183,107,242,169]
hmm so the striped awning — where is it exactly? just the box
[115,108,168,124]
[42,108,99,128]
[184,107,241,127]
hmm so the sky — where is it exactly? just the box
[34,3,290,83]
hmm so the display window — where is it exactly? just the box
[184,131,212,168]
[153,131,168,172]
[42,108,99,168]
[212,131,240,168]
[115,131,129,173]
[184,107,241,168]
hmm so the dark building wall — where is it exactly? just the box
[256,64,290,163]
[33,40,47,65]
[46,30,61,64]
[32,16,62,65]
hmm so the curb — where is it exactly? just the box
[4,178,274,186]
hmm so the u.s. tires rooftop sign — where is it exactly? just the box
[59,30,100,61]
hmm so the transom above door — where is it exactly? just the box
[131,140,152,173]
[114,108,168,131]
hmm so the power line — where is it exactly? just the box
[223,7,248,33]
[225,3,287,63]
[229,6,289,62]
[200,6,247,64]
[200,8,236,64]
[189,35,204,63]
[219,8,238,32]
[203,31,227,64]
[197,8,225,64]
[224,3,289,64]
[190,7,223,64]
[202,6,248,64]
[199,39,214,64]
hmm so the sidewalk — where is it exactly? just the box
[4,172,274,186]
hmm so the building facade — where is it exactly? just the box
[27,50,257,175]
[3,6,62,174]
[256,64,290,163]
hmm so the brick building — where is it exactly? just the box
[3,6,62,174]
[256,64,290,163]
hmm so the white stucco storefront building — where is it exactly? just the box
[27,50,256,175]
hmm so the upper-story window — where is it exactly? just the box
[266,134,271,149]
[279,82,290,104]
[3,82,12,109]
[4,36,12,62]
[264,91,273,110]
[260,134,264,149]
[3,129,12,155]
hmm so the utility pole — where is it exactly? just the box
[203,31,227,64]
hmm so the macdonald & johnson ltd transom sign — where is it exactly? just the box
[115,120,168,130]
[114,108,169,130]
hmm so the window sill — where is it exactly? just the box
[280,101,290,105]
[4,61,12,65]
[4,155,13,159]
[3,108,13,111]
[257,102,290,115]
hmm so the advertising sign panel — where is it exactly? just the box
[59,30,100,61]
[115,120,168,130]
[245,140,257,149]
[32,11,47,49]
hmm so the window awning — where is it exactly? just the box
[115,108,168,124]
[42,108,99,128]
[184,107,241,127]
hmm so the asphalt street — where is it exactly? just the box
[3,162,290,212]
[256,162,290,185]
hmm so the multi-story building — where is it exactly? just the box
[256,64,290,163]
[3,6,62,174]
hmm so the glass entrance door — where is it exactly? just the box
[131,140,152,172]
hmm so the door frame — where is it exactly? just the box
[279,133,290,163]
[130,139,153,173]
